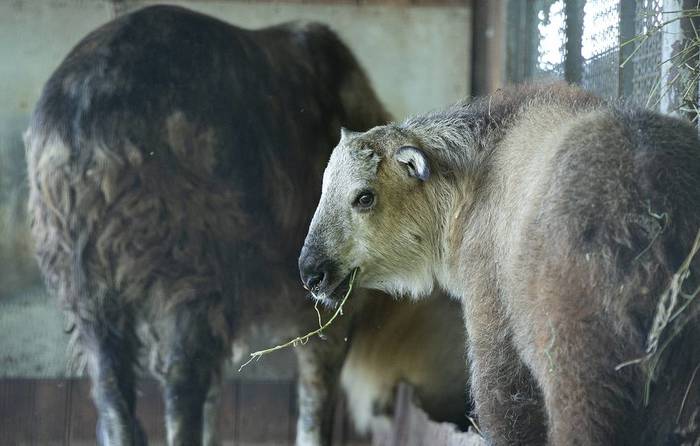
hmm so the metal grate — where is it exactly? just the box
[631,0,665,107]
[535,0,568,80]
[505,0,696,115]
[581,0,621,99]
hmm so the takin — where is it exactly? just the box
[25,5,468,446]
[299,83,700,445]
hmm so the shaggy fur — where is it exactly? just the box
[341,290,469,435]
[301,83,700,445]
[25,5,469,446]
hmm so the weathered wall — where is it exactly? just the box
[0,0,471,376]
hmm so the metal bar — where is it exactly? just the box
[525,0,537,80]
[390,384,414,446]
[681,0,700,123]
[565,0,584,84]
[472,0,507,95]
[619,0,637,97]
[661,0,685,113]
[506,0,527,83]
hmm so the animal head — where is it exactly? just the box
[298,125,443,304]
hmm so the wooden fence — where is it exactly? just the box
[371,385,485,446]
[0,379,482,445]
[0,378,366,446]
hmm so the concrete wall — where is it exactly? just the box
[0,1,116,300]
[0,0,471,377]
[118,1,472,119]
[1,1,471,130]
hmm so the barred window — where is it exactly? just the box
[506,0,698,120]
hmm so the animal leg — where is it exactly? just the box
[159,300,226,446]
[526,315,643,446]
[466,313,546,445]
[83,314,147,446]
[294,315,351,446]
[202,375,222,446]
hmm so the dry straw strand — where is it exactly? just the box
[238,268,358,371]
[616,228,700,404]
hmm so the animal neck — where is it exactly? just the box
[392,116,483,297]
[397,84,605,297]
[398,93,519,296]
[423,173,477,297]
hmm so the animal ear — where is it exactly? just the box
[340,127,359,142]
[396,146,430,181]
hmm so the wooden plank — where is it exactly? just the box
[0,379,36,446]
[135,379,166,442]
[372,384,484,446]
[67,378,98,445]
[32,379,70,446]
[390,384,413,446]
[0,378,375,445]
[234,380,294,445]
[217,379,237,444]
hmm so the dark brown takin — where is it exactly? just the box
[25,5,469,446]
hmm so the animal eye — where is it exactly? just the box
[354,190,375,209]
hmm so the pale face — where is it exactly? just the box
[299,126,438,305]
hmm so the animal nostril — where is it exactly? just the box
[299,248,331,291]
[305,271,325,290]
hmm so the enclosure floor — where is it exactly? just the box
[0,378,368,446]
